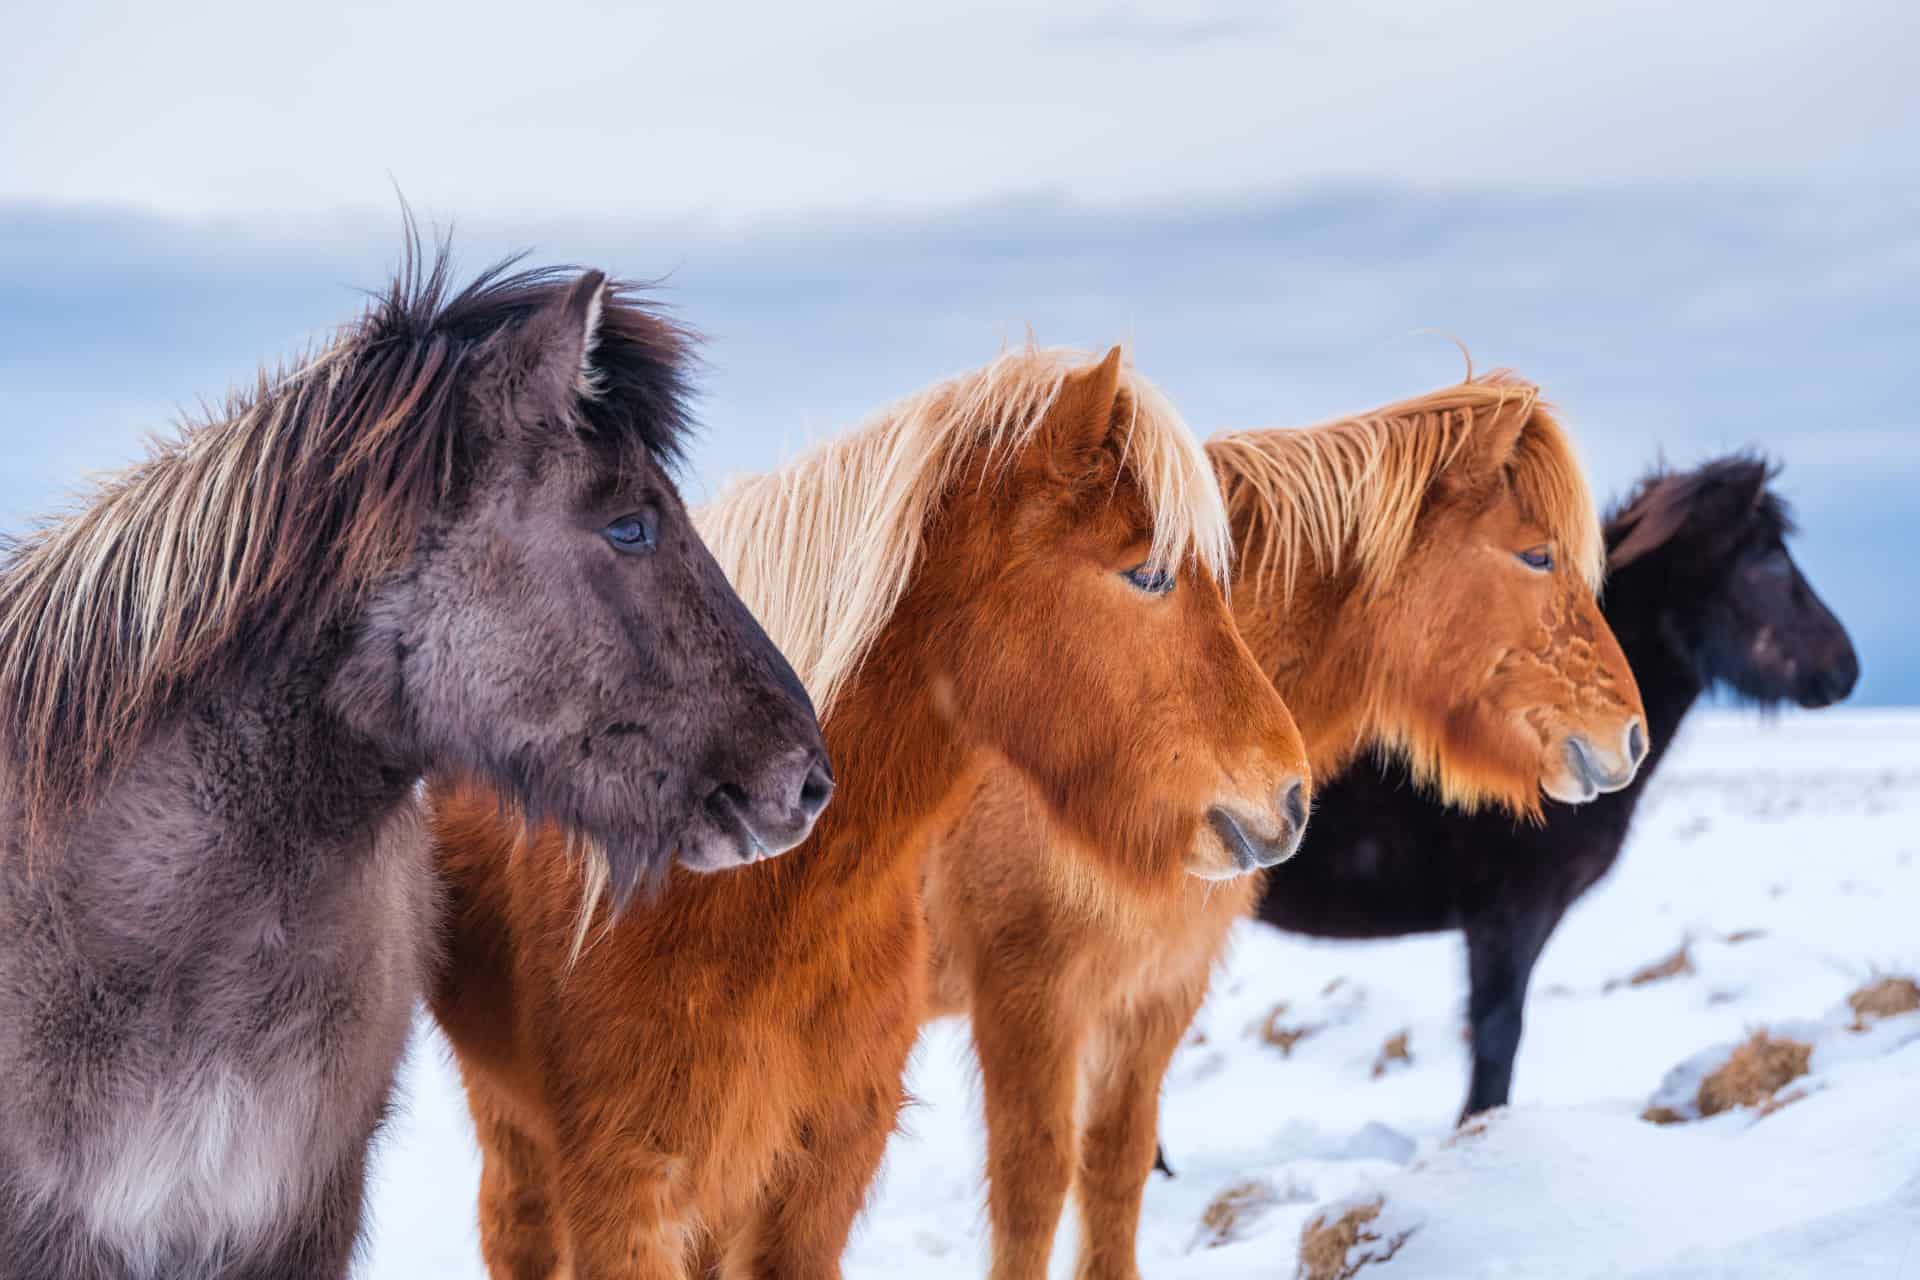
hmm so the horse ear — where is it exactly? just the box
[1432,395,1531,506]
[1607,483,1691,571]
[557,270,608,401]
[1462,398,1531,476]
[1039,346,1127,459]
[514,270,608,412]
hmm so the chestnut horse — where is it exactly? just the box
[923,374,1648,1280]
[1254,455,1857,1124]
[428,346,1312,1278]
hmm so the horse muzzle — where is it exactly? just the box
[1546,720,1645,804]
[1196,779,1308,879]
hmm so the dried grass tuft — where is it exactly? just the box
[1847,974,1920,1029]
[1256,1003,1320,1057]
[1643,1029,1814,1124]
[1296,1197,1415,1280]
[1370,1030,1412,1080]
[1697,1031,1813,1117]
[1607,941,1694,991]
[1191,1178,1283,1251]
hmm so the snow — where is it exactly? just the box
[363,708,1920,1278]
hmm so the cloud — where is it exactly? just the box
[2,1,1915,217]
[1047,5,1289,46]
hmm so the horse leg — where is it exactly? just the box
[1070,992,1192,1280]
[1461,904,1562,1122]
[467,1081,570,1280]
[974,972,1085,1280]
[547,1105,693,1280]
[721,1080,902,1280]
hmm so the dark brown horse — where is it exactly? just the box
[1253,455,1858,1123]
[0,238,826,1279]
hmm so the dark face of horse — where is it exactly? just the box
[1707,540,1859,707]
[342,275,830,903]
[1617,460,1858,709]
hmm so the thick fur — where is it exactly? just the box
[924,374,1648,1280]
[430,347,1311,1279]
[0,235,824,1279]
[1254,455,1858,1122]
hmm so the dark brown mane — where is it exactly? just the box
[0,232,696,839]
[1606,453,1791,572]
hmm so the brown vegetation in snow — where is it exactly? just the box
[1192,1178,1283,1251]
[1644,1030,1814,1124]
[1607,940,1694,991]
[1370,1030,1412,1079]
[1257,1003,1321,1056]
[1847,974,1920,1029]
[1297,1197,1415,1280]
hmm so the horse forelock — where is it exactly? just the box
[1499,388,1605,592]
[1209,372,1603,607]
[693,345,1228,719]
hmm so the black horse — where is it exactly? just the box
[1252,455,1858,1124]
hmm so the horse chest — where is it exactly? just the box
[14,794,437,1271]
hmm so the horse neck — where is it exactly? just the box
[1600,561,1708,781]
[784,641,981,888]
[45,632,419,914]
[225,639,422,845]
[1234,570,1385,776]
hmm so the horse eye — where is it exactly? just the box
[1122,563,1176,596]
[605,507,659,554]
[1517,546,1554,572]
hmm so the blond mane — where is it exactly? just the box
[695,346,1231,717]
[1206,373,1603,604]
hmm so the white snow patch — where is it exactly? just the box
[364,708,1920,1277]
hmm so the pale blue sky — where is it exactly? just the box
[2,1,1915,699]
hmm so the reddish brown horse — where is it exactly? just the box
[924,374,1648,1280]
[1254,455,1857,1125]
[428,346,1312,1278]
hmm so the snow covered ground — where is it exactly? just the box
[364,708,1920,1278]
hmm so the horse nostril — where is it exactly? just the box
[1626,720,1647,769]
[1280,779,1307,833]
[705,782,749,822]
[798,755,834,820]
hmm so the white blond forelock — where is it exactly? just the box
[695,345,1231,718]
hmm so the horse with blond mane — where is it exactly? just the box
[1254,454,1856,1127]
[428,345,1312,1278]
[924,373,1648,1280]
[0,240,827,1279]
